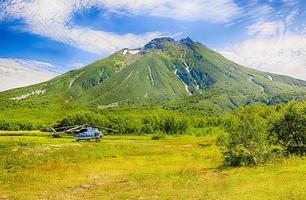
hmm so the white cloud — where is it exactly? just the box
[0,0,161,54]
[87,0,241,23]
[242,4,274,22]
[282,0,299,7]
[0,58,58,92]
[285,9,299,25]
[219,5,306,81]
[67,62,84,69]
[247,21,285,37]
[246,8,299,37]
[0,0,241,54]
[219,32,306,80]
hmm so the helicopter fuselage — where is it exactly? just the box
[75,127,103,142]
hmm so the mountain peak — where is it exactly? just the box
[143,37,199,50]
[179,37,196,48]
[144,37,175,50]
[148,37,175,44]
[180,37,193,43]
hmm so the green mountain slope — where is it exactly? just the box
[0,37,305,121]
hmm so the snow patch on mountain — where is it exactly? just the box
[121,48,141,55]
[124,70,134,82]
[69,72,84,88]
[174,69,192,95]
[248,75,265,92]
[10,89,46,101]
[147,65,155,86]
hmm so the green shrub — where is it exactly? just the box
[151,132,166,140]
[217,106,277,166]
[270,102,306,155]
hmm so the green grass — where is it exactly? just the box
[0,132,305,199]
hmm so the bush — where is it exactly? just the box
[270,102,306,155]
[217,107,277,166]
[151,131,166,140]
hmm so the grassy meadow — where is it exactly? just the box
[0,131,305,200]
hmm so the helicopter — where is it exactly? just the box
[51,124,118,142]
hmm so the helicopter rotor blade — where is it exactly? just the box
[51,128,57,133]
[51,124,119,134]
[50,125,86,134]
[66,125,86,132]
[96,126,119,132]
[53,125,78,130]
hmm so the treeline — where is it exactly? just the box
[55,112,192,134]
[217,101,305,166]
[0,106,224,133]
[0,119,46,131]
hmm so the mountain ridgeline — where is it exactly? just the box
[1,37,306,117]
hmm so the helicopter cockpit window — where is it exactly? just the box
[80,128,88,133]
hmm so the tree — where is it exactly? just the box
[270,102,306,155]
[217,107,274,166]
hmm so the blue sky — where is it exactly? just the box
[0,0,306,91]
